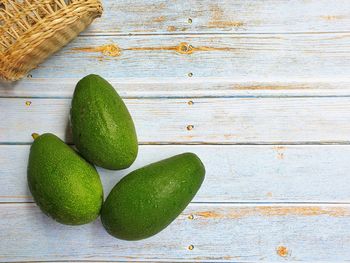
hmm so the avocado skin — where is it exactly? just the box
[101,152,205,240]
[71,74,138,170]
[27,133,103,225]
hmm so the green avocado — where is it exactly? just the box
[101,152,205,240]
[27,133,103,225]
[70,74,138,170]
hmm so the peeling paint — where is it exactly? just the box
[321,15,344,20]
[195,207,349,219]
[234,84,308,90]
[224,134,235,139]
[126,42,234,55]
[209,4,244,28]
[72,44,121,57]
[209,21,244,28]
[153,16,165,23]
[73,42,234,58]
[167,25,177,32]
[274,146,285,160]
[196,211,222,218]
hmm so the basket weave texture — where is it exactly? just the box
[0,0,103,81]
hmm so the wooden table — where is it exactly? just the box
[1,0,350,261]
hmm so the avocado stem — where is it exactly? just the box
[31,133,40,140]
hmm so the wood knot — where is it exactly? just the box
[177,42,194,55]
[188,245,194,250]
[100,44,121,57]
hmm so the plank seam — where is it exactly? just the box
[2,142,350,146]
[77,31,350,37]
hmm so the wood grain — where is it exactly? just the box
[2,97,350,144]
[1,203,350,262]
[83,0,350,34]
[1,145,350,203]
[3,79,350,98]
[1,1,349,262]
[0,33,349,83]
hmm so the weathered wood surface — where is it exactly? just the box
[1,145,350,203]
[1,0,350,262]
[2,97,350,144]
[1,203,350,262]
[1,33,348,81]
[84,0,350,34]
[3,79,350,98]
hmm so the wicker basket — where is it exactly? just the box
[0,0,103,81]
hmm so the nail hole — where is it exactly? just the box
[188,214,194,220]
[187,125,194,131]
[25,101,32,106]
[188,18,192,24]
[188,72,193,77]
[277,246,288,257]
[188,245,194,250]
[188,100,194,105]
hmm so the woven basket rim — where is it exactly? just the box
[0,0,102,53]
[0,0,103,81]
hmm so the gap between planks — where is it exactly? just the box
[77,31,350,37]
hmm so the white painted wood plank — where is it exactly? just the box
[1,145,350,203]
[0,33,348,83]
[1,203,350,262]
[84,0,350,34]
[3,79,350,98]
[1,97,350,144]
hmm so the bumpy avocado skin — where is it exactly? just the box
[101,152,205,240]
[70,74,138,170]
[27,133,103,225]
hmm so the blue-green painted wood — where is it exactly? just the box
[1,203,350,262]
[9,33,350,81]
[1,97,350,144]
[1,0,350,262]
[85,0,350,34]
[1,145,350,203]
